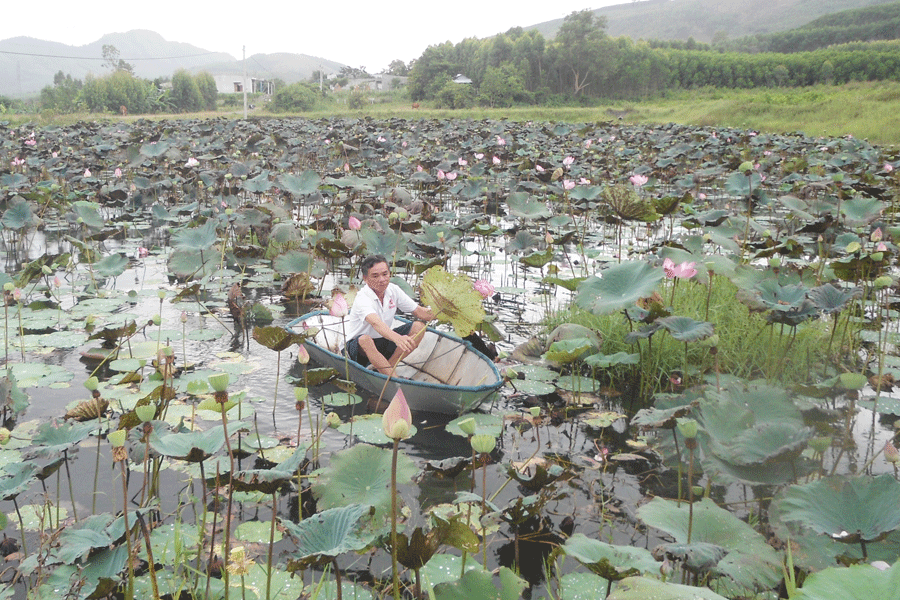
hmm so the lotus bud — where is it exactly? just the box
[296,345,310,365]
[768,256,781,268]
[884,439,900,464]
[135,404,156,423]
[545,232,554,245]
[329,293,349,318]
[85,314,95,326]
[180,311,188,323]
[529,406,541,418]
[871,227,884,242]
[398,209,408,219]
[383,389,412,440]
[108,429,127,447]
[470,433,496,454]
[0,428,10,445]
[326,412,341,427]
[84,376,99,392]
[208,373,230,393]
[676,418,699,439]
[877,242,888,252]
[457,417,476,436]
[874,275,893,289]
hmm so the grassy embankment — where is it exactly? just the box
[12,80,900,146]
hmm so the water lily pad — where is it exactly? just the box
[575,261,664,316]
[446,413,504,438]
[8,362,73,388]
[321,392,364,407]
[337,414,416,445]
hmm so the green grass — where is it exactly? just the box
[545,276,839,395]
[12,81,900,146]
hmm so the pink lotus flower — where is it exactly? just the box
[473,279,495,299]
[296,344,310,365]
[885,439,900,464]
[563,180,575,190]
[579,177,591,185]
[84,168,92,178]
[885,163,894,173]
[458,158,467,166]
[474,153,484,160]
[52,152,58,158]
[872,227,883,242]
[24,139,36,146]
[416,165,423,172]
[377,136,386,142]
[563,156,574,167]
[877,242,888,252]
[492,156,500,165]
[343,163,350,172]
[185,157,199,167]
[629,174,648,187]
[137,247,149,258]
[382,388,412,440]
[584,139,593,148]
[330,293,349,318]
[348,216,361,230]
[535,164,545,172]
[445,171,457,181]
[437,169,445,180]
[53,276,61,288]
[663,258,697,279]
[497,136,506,146]
[114,168,122,178]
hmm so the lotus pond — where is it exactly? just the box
[0,116,899,600]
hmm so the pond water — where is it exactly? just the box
[1,116,899,600]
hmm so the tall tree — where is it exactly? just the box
[102,45,134,75]
[554,10,617,96]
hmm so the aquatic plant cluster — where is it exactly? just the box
[0,116,899,598]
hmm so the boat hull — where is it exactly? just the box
[287,311,502,415]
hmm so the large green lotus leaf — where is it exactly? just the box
[558,572,609,600]
[168,249,216,279]
[307,579,372,600]
[753,279,808,311]
[656,316,714,342]
[243,170,272,193]
[808,283,859,314]
[636,497,781,590]
[562,534,658,580]
[697,382,811,468]
[272,250,325,277]
[71,201,106,230]
[30,419,100,457]
[8,362,73,388]
[93,253,129,278]
[139,140,169,157]
[2,199,36,230]
[506,192,551,219]
[584,352,640,368]
[359,226,408,258]
[281,503,375,560]
[608,576,729,600]
[841,197,884,226]
[420,266,485,338]
[575,261,664,316]
[774,474,900,543]
[433,566,526,600]
[0,462,40,501]
[312,444,417,521]
[278,171,320,195]
[149,426,226,462]
[544,338,594,364]
[337,414,416,444]
[252,326,305,352]
[172,220,218,252]
[794,562,900,600]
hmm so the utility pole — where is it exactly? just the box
[242,45,248,119]
[319,65,324,93]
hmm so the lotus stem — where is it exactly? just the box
[267,491,277,600]
[687,441,695,544]
[136,511,161,600]
[119,459,135,600]
[390,437,402,600]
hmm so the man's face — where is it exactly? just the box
[364,261,391,295]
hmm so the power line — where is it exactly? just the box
[0,49,221,61]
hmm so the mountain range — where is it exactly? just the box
[1,0,893,98]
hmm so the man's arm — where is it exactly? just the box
[412,305,435,321]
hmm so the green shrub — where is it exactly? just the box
[272,83,318,112]
[347,87,368,110]
[434,81,475,109]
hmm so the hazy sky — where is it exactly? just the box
[2,1,625,72]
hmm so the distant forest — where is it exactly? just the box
[408,3,900,107]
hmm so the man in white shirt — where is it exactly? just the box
[343,254,435,375]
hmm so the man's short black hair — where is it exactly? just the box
[360,254,389,277]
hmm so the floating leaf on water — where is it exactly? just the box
[321,392,364,407]
[337,414,416,444]
[446,413,504,438]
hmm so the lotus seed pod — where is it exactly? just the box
[470,433,496,454]
[2,283,13,292]
[135,404,156,423]
[208,373,230,393]
[151,314,161,326]
[108,429,127,447]
[874,275,893,289]
[0,428,10,445]
[676,417,699,439]
[457,417,476,436]
[326,412,341,427]
[398,209,408,219]
[529,406,541,418]
[294,387,309,402]
[738,161,753,174]
[84,376,99,392]
[768,257,781,268]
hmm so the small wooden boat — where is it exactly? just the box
[286,311,502,415]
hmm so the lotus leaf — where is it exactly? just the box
[150,426,226,462]
[446,413,504,438]
[337,414,416,444]
[657,316,714,342]
[636,497,781,590]
[278,170,321,195]
[506,192,551,219]
[420,266,485,338]
[558,572,609,600]
[2,198,37,230]
[93,253,129,278]
[433,566,527,600]
[281,503,375,563]
[774,474,900,544]
[172,220,218,252]
[312,443,417,521]
[794,561,900,600]
[575,261,665,316]
[584,352,640,368]
[562,534,659,579]
[608,576,729,600]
